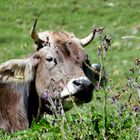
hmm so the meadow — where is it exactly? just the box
[0,0,140,139]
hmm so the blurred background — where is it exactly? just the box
[0,0,140,139]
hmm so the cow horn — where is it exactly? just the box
[30,19,40,43]
[80,27,104,47]
[80,29,96,47]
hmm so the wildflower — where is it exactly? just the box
[134,58,140,66]
[129,67,134,74]
[95,27,104,34]
[133,82,140,98]
[133,105,139,112]
[42,91,49,99]
[110,96,116,104]
[110,94,121,104]
[102,35,111,53]
[107,86,112,92]
[127,77,132,87]
[95,83,102,91]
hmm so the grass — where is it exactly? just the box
[0,0,140,139]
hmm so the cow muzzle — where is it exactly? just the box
[60,77,94,103]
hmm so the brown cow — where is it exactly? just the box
[30,19,104,86]
[0,20,105,132]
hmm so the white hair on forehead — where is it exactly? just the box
[37,31,81,44]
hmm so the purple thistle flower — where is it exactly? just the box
[110,96,116,104]
[42,91,49,99]
[95,83,101,90]
[102,35,111,53]
[133,105,139,112]
[110,94,121,104]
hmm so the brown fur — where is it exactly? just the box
[0,82,28,132]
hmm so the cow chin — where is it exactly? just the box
[60,77,94,103]
[41,77,94,114]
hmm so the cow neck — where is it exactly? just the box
[16,82,28,112]
[23,82,28,113]
[25,77,40,127]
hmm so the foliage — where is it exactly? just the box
[0,0,140,139]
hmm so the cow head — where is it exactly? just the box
[29,19,104,111]
[30,19,99,106]
[35,43,93,101]
[0,44,93,110]
[0,19,98,113]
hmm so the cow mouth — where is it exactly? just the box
[61,83,94,111]
[60,77,94,103]
[41,77,94,113]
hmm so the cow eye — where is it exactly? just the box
[46,57,53,62]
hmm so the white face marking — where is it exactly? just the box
[60,77,90,98]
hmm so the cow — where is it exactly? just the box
[0,20,104,132]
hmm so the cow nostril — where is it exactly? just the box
[73,80,81,86]
[46,57,53,62]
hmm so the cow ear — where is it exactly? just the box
[0,56,40,82]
